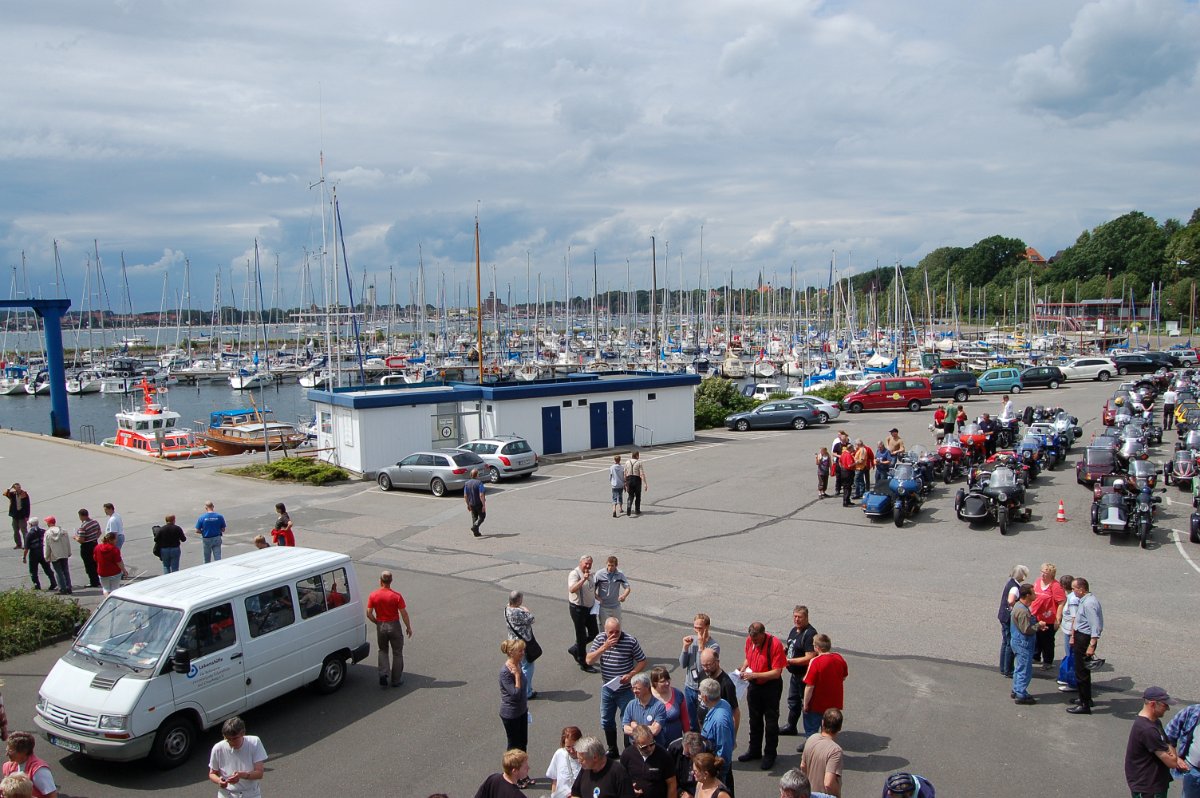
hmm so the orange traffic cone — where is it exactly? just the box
[1056,500,1067,523]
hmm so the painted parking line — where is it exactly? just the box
[1170,529,1200,575]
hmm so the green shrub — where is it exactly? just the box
[767,391,792,401]
[807,382,854,404]
[223,458,350,485]
[694,378,756,429]
[0,589,91,660]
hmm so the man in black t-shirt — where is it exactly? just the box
[668,732,713,797]
[1125,686,1189,797]
[698,648,740,730]
[572,736,632,798]
[620,727,676,798]
[781,605,818,737]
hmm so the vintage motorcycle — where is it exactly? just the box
[935,435,968,484]
[959,423,991,465]
[862,460,926,528]
[1165,448,1198,491]
[955,462,1030,535]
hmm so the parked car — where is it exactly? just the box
[1112,354,1159,375]
[1019,365,1066,390]
[725,401,822,430]
[929,371,981,402]
[377,449,486,495]
[1060,357,1118,382]
[1144,352,1183,370]
[841,377,933,413]
[782,392,842,422]
[977,367,1023,394]
[458,436,539,482]
[1166,347,1199,366]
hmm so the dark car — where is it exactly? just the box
[1076,445,1118,486]
[725,401,822,431]
[1112,354,1158,375]
[929,371,981,402]
[1019,365,1066,390]
[1144,352,1183,369]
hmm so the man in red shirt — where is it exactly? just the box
[737,621,787,770]
[838,444,856,507]
[366,571,413,688]
[800,633,848,752]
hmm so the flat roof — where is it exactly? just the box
[113,547,349,609]
[307,371,700,410]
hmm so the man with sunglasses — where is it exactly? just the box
[619,726,676,798]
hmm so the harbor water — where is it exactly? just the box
[0,381,317,441]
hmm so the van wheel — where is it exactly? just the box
[430,478,447,497]
[954,390,969,403]
[848,402,863,414]
[315,654,347,694]
[1011,385,1022,393]
[151,713,197,769]
[908,400,921,412]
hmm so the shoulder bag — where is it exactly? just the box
[506,610,543,662]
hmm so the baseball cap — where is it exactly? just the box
[889,428,898,434]
[1143,686,1171,705]
[44,515,56,526]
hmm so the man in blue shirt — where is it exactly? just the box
[699,677,735,789]
[195,501,227,563]
[463,470,486,538]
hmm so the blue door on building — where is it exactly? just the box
[541,406,562,455]
[589,402,608,449]
[613,400,634,446]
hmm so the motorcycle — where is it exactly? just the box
[1130,483,1162,548]
[1175,429,1200,454]
[1027,422,1064,469]
[935,436,968,484]
[959,423,990,465]
[862,460,925,527]
[1165,448,1198,490]
[909,445,938,493]
[995,418,1021,450]
[1052,410,1081,449]
[954,463,1030,535]
[1090,480,1130,536]
[1016,435,1046,479]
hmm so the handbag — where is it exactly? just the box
[505,609,542,662]
[1057,647,1076,687]
[151,525,162,558]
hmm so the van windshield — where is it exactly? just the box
[73,599,182,671]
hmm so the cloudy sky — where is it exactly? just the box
[2,0,1198,311]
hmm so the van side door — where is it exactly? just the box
[242,584,302,708]
[169,602,247,723]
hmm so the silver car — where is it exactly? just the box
[458,436,540,482]
[376,448,486,496]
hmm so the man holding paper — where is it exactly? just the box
[587,617,648,759]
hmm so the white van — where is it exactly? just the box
[34,547,369,768]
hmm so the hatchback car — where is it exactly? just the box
[1060,357,1117,382]
[977,367,1023,393]
[725,401,821,431]
[783,393,842,422]
[1019,365,1065,390]
[377,449,486,496]
[929,371,981,402]
[458,436,539,482]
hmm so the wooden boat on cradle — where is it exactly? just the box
[197,405,307,455]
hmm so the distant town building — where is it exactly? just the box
[1023,247,1048,267]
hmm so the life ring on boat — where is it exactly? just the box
[483,366,502,376]
[385,355,409,369]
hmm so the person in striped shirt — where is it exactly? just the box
[586,617,647,758]
[73,508,103,589]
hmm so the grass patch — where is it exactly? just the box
[222,458,351,485]
[0,589,91,660]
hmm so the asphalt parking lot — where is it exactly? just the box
[1,375,1198,797]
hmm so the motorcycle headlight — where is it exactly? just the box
[1138,502,1150,512]
[897,486,907,495]
[99,714,130,732]
[998,492,1009,502]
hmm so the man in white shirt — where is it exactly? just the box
[1163,386,1179,430]
[103,503,124,550]
[208,717,267,798]
[998,395,1015,422]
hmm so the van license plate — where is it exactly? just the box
[48,734,82,753]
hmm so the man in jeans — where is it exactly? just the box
[366,570,413,688]
[463,469,486,537]
[74,508,103,588]
[587,617,647,757]
[195,501,227,563]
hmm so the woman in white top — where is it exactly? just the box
[544,725,583,798]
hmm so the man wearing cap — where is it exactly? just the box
[884,429,905,458]
[1126,686,1191,798]
[1068,577,1103,715]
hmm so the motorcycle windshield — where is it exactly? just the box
[1085,449,1115,466]
[961,424,982,436]
[990,468,1019,489]
[892,464,916,481]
